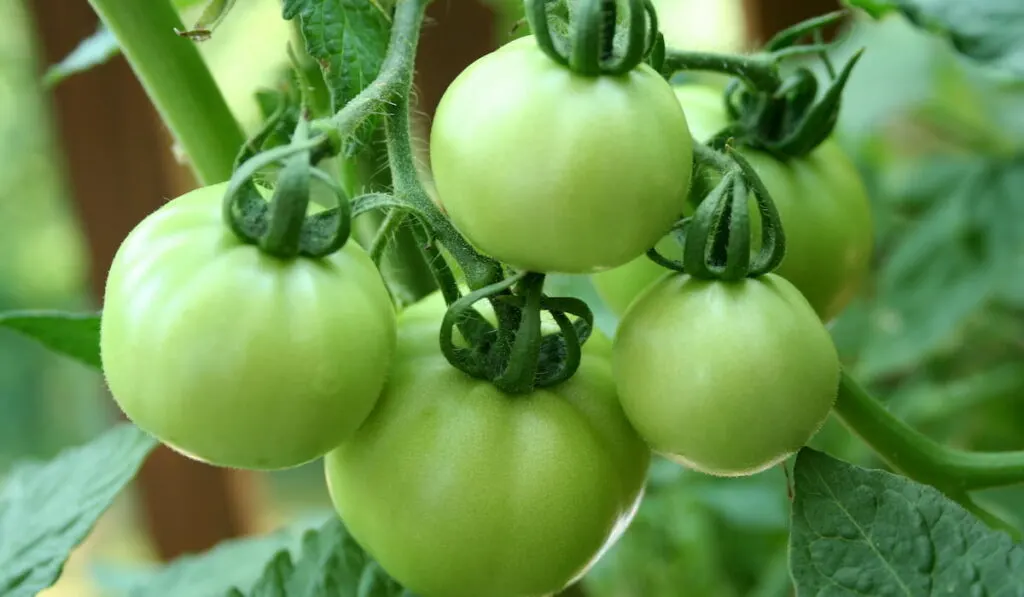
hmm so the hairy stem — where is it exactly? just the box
[663,49,780,92]
[87,0,244,185]
[374,0,503,291]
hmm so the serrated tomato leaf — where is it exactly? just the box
[0,310,101,370]
[281,0,391,148]
[43,25,119,88]
[790,448,1024,596]
[229,518,407,597]
[0,424,156,597]
[845,0,1024,78]
[112,514,330,597]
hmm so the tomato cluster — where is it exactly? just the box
[99,27,868,597]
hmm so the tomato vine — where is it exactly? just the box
[86,0,1024,506]
[33,0,1024,592]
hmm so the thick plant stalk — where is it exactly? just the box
[87,0,245,185]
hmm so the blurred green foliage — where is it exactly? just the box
[0,0,107,472]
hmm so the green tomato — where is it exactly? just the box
[100,183,397,470]
[324,292,651,597]
[591,236,676,317]
[430,35,693,274]
[593,85,873,321]
[612,273,839,476]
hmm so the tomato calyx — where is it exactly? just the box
[647,143,787,281]
[661,11,864,159]
[439,271,594,395]
[525,0,656,76]
[222,115,353,259]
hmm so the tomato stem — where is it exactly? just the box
[571,0,605,76]
[494,273,546,394]
[836,371,1024,529]
[261,152,311,258]
[379,4,504,292]
[86,0,245,185]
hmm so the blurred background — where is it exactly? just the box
[3,0,1024,595]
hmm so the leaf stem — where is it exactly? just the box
[836,372,1024,494]
[662,49,780,92]
[86,0,244,185]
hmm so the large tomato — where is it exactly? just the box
[100,183,397,470]
[593,84,873,322]
[430,35,693,274]
[612,273,839,476]
[324,292,651,597]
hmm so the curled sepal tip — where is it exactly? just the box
[438,272,593,395]
[728,148,786,276]
[527,0,653,76]
[682,171,751,281]
[764,9,848,53]
[644,219,688,272]
[536,295,593,387]
[769,48,864,157]
[222,121,351,259]
[666,145,786,281]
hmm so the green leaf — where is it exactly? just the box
[844,0,1024,78]
[96,513,331,597]
[857,159,1024,380]
[230,518,407,597]
[42,25,120,88]
[0,424,156,597]
[789,448,1024,595]
[281,0,391,147]
[0,310,101,369]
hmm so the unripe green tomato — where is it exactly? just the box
[100,183,397,470]
[612,273,840,476]
[430,35,694,274]
[325,292,651,597]
[591,236,676,317]
[593,84,873,322]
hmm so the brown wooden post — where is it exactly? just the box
[28,0,254,559]
[415,0,497,129]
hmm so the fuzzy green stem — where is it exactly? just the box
[86,0,244,185]
[378,1,503,291]
[836,372,1024,494]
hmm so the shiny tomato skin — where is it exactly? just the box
[430,36,693,274]
[612,273,840,476]
[324,292,651,597]
[100,183,397,470]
